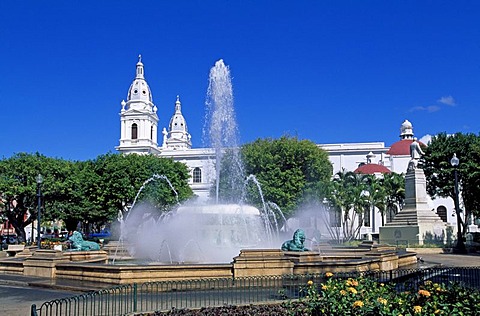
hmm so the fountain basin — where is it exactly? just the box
[0,246,418,285]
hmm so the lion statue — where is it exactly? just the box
[281,229,309,252]
[68,231,100,251]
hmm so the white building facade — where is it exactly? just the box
[116,57,458,241]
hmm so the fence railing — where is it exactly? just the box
[31,266,480,316]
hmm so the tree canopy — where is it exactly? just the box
[324,170,405,242]
[0,152,193,239]
[89,153,193,222]
[0,152,78,241]
[241,136,333,218]
[421,132,480,229]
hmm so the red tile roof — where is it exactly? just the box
[387,139,426,155]
[354,163,392,174]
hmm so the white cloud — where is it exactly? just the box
[409,105,440,113]
[437,95,456,106]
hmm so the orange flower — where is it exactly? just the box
[353,300,364,308]
[418,289,431,297]
[347,287,357,294]
[346,278,358,287]
[325,272,333,278]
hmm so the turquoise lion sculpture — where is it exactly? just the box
[281,229,309,252]
[68,231,100,251]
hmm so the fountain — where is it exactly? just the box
[116,59,285,263]
[0,59,418,285]
[203,59,244,203]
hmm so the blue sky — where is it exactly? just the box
[1,1,479,161]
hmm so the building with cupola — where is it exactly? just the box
[116,56,460,241]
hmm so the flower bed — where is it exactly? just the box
[137,272,480,315]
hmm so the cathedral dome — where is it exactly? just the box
[127,55,153,103]
[387,139,414,155]
[387,139,426,156]
[388,119,425,155]
[169,96,188,132]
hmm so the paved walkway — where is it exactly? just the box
[413,251,480,267]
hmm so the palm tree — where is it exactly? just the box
[363,174,387,228]
[326,170,370,241]
[382,173,405,224]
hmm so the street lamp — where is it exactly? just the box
[36,174,43,249]
[450,154,466,253]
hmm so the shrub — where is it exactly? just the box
[289,272,480,315]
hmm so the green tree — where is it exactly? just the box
[325,170,369,241]
[241,136,333,218]
[421,132,480,235]
[325,170,404,241]
[363,174,387,227]
[382,172,405,223]
[87,153,194,227]
[0,152,195,238]
[0,153,77,242]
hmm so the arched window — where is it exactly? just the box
[436,206,448,222]
[131,123,138,139]
[193,167,202,183]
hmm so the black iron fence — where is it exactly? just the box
[31,266,480,316]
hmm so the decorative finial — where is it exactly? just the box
[138,54,142,63]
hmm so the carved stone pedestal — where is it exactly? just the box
[380,168,448,246]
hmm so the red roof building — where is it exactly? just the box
[387,120,426,156]
[354,163,391,174]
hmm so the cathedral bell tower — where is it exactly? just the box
[116,55,160,154]
[162,95,192,150]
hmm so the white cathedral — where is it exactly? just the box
[116,56,459,240]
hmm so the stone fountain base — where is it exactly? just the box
[0,244,417,285]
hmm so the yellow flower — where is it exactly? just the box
[377,297,388,305]
[418,289,431,297]
[307,280,314,286]
[380,283,384,287]
[340,290,347,295]
[346,278,359,287]
[321,284,328,290]
[425,280,432,286]
[325,272,333,278]
[434,309,441,314]
[353,300,364,308]
[413,306,422,313]
[347,287,357,294]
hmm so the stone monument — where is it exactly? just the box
[380,139,449,246]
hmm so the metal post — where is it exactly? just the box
[36,174,43,249]
[453,167,466,253]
